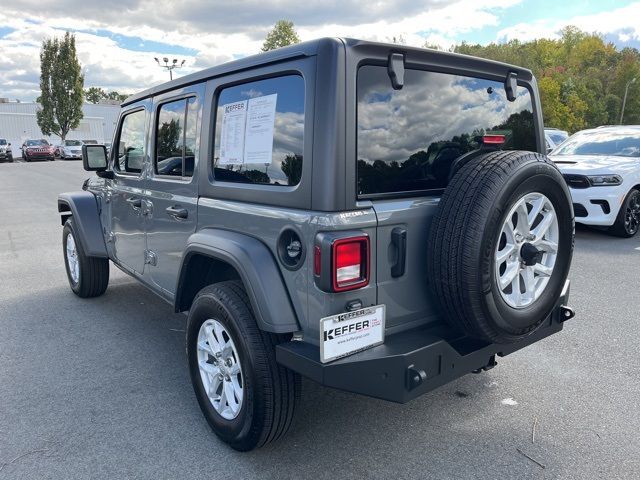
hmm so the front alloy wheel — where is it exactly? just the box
[65,231,80,285]
[62,219,109,297]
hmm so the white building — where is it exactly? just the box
[0,101,120,151]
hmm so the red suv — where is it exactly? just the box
[21,139,55,161]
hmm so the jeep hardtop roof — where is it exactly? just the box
[123,37,535,107]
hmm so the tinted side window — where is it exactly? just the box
[155,97,198,177]
[116,110,146,174]
[357,66,537,196]
[213,75,304,186]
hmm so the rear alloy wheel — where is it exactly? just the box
[609,189,640,238]
[187,281,300,451]
[197,318,244,420]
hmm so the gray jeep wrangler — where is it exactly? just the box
[58,38,575,451]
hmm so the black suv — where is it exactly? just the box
[59,38,575,451]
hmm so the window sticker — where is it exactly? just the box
[218,94,277,166]
[219,100,247,165]
[243,93,277,165]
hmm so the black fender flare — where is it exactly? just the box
[176,229,300,334]
[58,191,108,258]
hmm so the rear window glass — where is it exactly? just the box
[213,75,304,186]
[357,66,537,196]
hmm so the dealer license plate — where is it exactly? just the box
[320,305,385,363]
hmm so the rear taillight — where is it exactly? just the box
[332,236,369,291]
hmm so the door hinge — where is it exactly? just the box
[144,249,157,266]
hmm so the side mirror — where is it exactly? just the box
[82,144,108,171]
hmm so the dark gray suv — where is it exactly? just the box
[58,38,575,451]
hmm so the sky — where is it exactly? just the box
[0,0,638,102]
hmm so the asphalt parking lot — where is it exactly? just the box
[1,160,639,479]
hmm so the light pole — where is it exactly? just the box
[154,57,186,81]
[620,77,636,124]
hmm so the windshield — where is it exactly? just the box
[26,140,49,146]
[553,131,640,157]
[0,139,6,145]
[64,140,82,146]
[548,132,568,144]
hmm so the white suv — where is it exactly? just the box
[551,126,640,237]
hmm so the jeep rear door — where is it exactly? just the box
[145,86,204,296]
[353,63,539,331]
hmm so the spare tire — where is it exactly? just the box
[427,150,574,344]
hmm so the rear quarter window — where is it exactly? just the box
[213,75,305,186]
[357,66,537,197]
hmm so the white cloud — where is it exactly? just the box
[497,2,640,43]
[0,0,524,101]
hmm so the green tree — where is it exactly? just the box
[84,87,128,104]
[453,26,640,132]
[84,86,106,104]
[281,154,303,185]
[37,32,84,141]
[261,20,300,52]
[157,119,182,158]
[106,90,128,102]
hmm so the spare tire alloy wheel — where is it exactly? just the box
[427,150,574,344]
[495,193,558,308]
[197,319,244,420]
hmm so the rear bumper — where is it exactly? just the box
[277,282,573,403]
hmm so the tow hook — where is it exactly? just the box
[472,355,497,374]
[406,364,427,391]
[559,305,575,322]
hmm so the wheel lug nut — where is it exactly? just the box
[225,375,230,382]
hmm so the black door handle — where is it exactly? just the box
[166,205,188,219]
[126,197,142,208]
[391,227,407,278]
